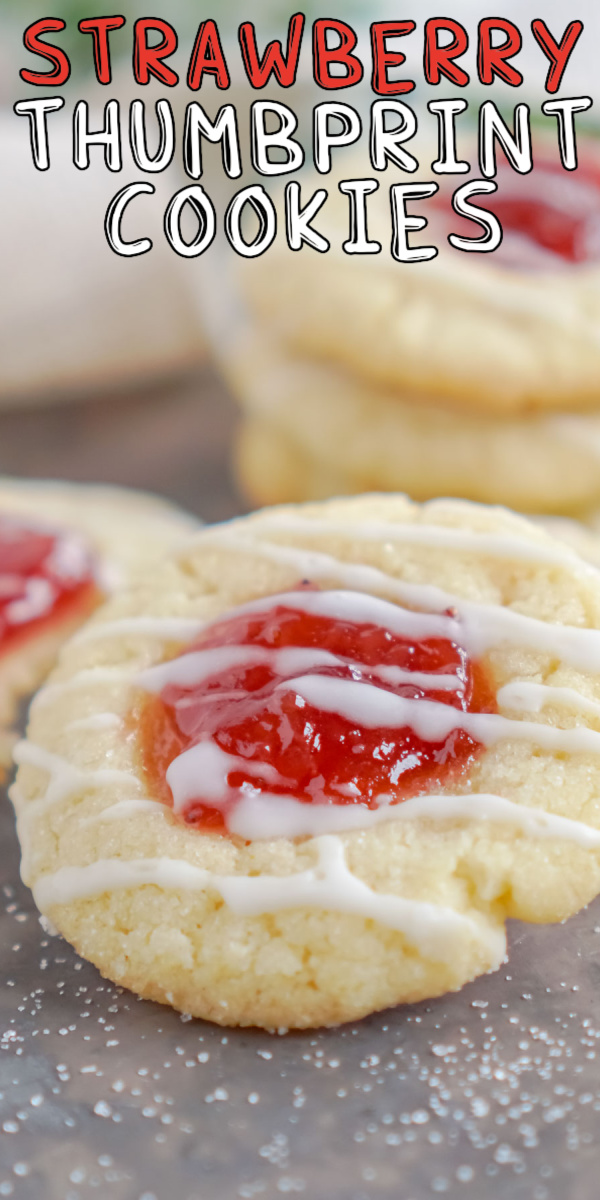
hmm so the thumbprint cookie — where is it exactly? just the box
[12,494,600,1028]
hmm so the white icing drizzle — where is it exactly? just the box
[66,713,123,733]
[46,528,93,583]
[196,589,455,641]
[167,741,290,813]
[277,674,600,757]
[137,644,462,695]
[139,645,337,691]
[157,730,600,840]
[224,789,600,844]
[201,532,600,675]
[255,515,592,573]
[18,732,600,847]
[6,577,56,625]
[18,721,600,847]
[446,605,600,672]
[12,741,141,814]
[200,529,444,602]
[498,681,600,721]
[30,835,506,966]
[94,559,124,595]
[61,530,600,674]
[71,616,205,647]
[32,667,134,711]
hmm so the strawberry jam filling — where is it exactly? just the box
[0,516,99,657]
[487,158,600,266]
[437,153,600,269]
[139,590,497,835]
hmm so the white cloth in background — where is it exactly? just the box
[0,110,205,406]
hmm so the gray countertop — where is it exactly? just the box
[3,803,600,1200]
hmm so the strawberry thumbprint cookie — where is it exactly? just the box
[12,494,600,1028]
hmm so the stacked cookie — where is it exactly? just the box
[231,148,600,519]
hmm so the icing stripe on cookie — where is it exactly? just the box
[497,682,600,720]
[72,617,205,647]
[15,734,600,844]
[161,735,600,839]
[31,834,505,966]
[192,588,454,639]
[166,740,291,813]
[277,675,600,756]
[255,516,593,572]
[138,644,463,695]
[224,790,600,843]
[12,740,141,812]
[66,713,123,732]
[199,534,600,674]
[32,667,135,710]
[67,533,600,675]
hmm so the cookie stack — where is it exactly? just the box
[230,148,600,522]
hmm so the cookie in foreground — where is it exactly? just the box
[0,478,197,767]
[12,494,600,1029]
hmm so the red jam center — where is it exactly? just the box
[0,516,99,656]
[487,159,600,264]
[139,592,496,833]
[436,154,600,268]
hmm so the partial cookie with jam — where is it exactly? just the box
[0,478,197,770]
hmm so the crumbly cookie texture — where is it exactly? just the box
[239,169,600,416]
[235,416,351,507]
[228,330,600,514]
[0,478,198,767]
[535,517,600,570]
[12,494,600,1029]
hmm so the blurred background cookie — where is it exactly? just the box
[224,136,600,520]
[228,329,600,514]
[240,146,600,417]
[0,478,197,769]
